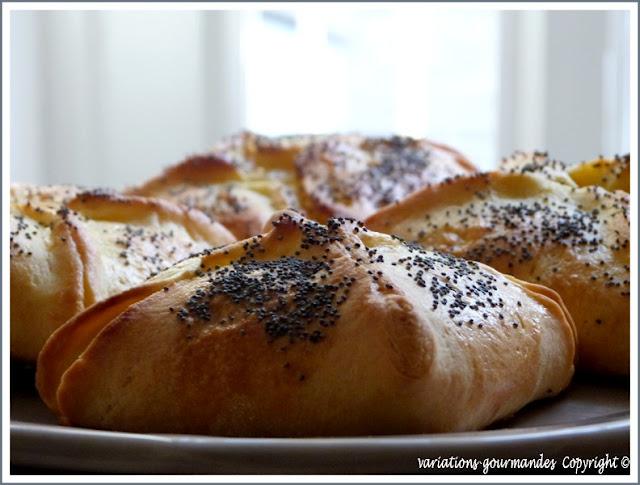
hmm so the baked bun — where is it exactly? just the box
[131,132,474,238]
[37,210,575,436]
[10,185,235,361]
[366,171,630,375]
[568,154,630,192]
[296,135,475,222]
[127,153,297,239]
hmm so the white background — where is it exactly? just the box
[10,9,631,188]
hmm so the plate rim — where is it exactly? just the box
[10,412,630,447]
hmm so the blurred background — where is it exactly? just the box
[11,8,631,188]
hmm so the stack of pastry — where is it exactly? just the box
[9,131,630,437]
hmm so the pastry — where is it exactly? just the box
[366,171,630,375]
[10,185,235,361]
[131,132,474,238]
[127,153,298,239]
[209,131,326,204]
[129,131,331,239]
[296,135,475,222]
[500,151,630,193]
[37,210,575,436]
[499,151,575,185]
[213,130,324,173]
[568,154,630,192]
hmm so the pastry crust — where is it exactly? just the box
[127,153,297,239]
[568,154,630,193]
[296,135,475,222]
[499,151,575,186]
[366,171,630,375]
[213,130,324,173]
[37,210,575,436]
[10,185,235,361]
[499,151,631,193]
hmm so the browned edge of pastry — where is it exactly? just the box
[36,229,254,415]
[365,172,496,231]
[64,190,234,307]
[67,189,235,244]
[126,153,243,196]
[425,138,477,173]
[36,281,170,414]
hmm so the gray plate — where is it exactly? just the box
[10,375,630,474]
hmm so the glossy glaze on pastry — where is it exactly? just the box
[499,150,630,193]
[131,132,475,238]
[10,185,235,361]
[127,153,297,239]
[569,154,630,192]
[367,171,629,375]
[296,135,475,222]
[37,210,575,436]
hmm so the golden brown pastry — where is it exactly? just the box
[499,151,631,193]
[127,153,297,239]
[205,130,327,211]
[213,130,324,173]
[37,210,575,436]
[568,154,630,192]
[296,135,475,222]
[366,171,630,375]
[10,185,235,361]
[131,132,474,238]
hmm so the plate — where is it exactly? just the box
[10,369,630,474]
